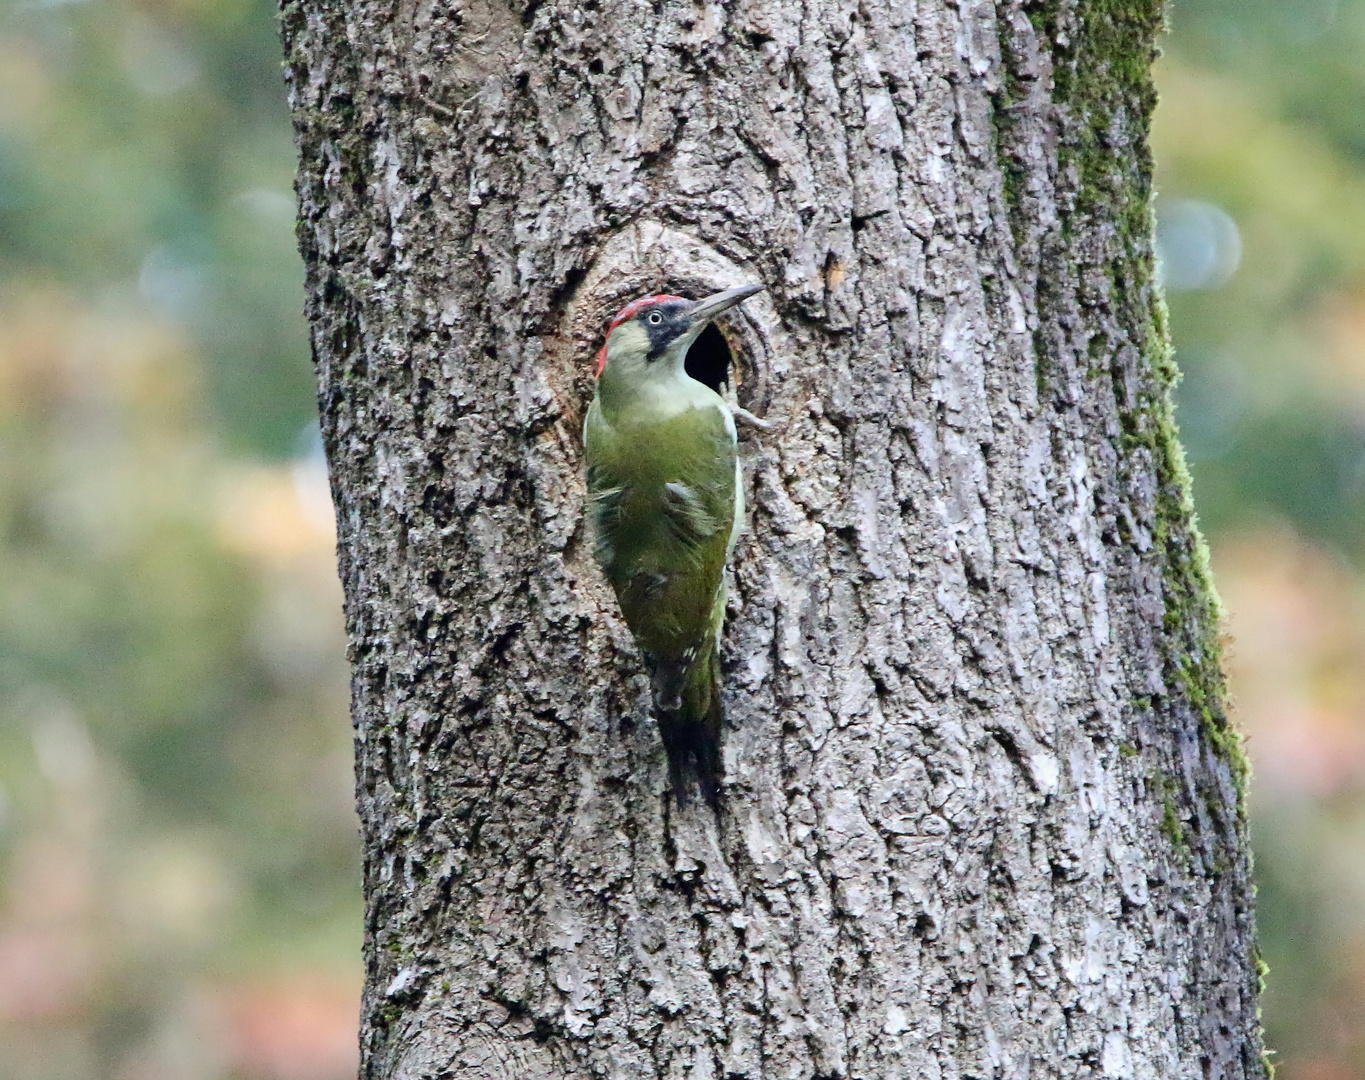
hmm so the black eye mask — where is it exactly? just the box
[644,299,695,361]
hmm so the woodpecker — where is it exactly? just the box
[584,283,766,804]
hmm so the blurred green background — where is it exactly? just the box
[0,0,357,1076]
[0,0,1361,1076]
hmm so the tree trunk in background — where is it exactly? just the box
[283,0,1265,1075]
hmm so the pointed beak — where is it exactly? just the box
[686,283,766,329]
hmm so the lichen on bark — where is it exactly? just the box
[282,0,1265,1075]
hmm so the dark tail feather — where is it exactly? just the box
[650,647,723,806]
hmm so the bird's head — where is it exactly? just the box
[595,283,765,382]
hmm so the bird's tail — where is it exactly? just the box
[648,645,723,806]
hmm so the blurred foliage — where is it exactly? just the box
[0,0,356,1077]
[1158,1,1365,1077]
[0,0,312,459]
[1156,8,1365,557]
[0,0,1362,1076]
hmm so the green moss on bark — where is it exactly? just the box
[1147,298,1251,798]
[1037,0,1250,798]
[1160,783,1191,860]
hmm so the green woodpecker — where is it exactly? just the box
[584,283,765,803]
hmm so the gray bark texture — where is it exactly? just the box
[281,0,1265,1076]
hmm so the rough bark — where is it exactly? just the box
[282,0,1265,1076]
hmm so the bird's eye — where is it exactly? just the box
[648,311,663,324]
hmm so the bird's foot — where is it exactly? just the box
[732,405,773,430]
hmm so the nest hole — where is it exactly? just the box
[684,323,733,394]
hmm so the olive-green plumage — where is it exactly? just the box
[584,285,762,802]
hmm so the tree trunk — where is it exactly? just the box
[282,0,1265,1076]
